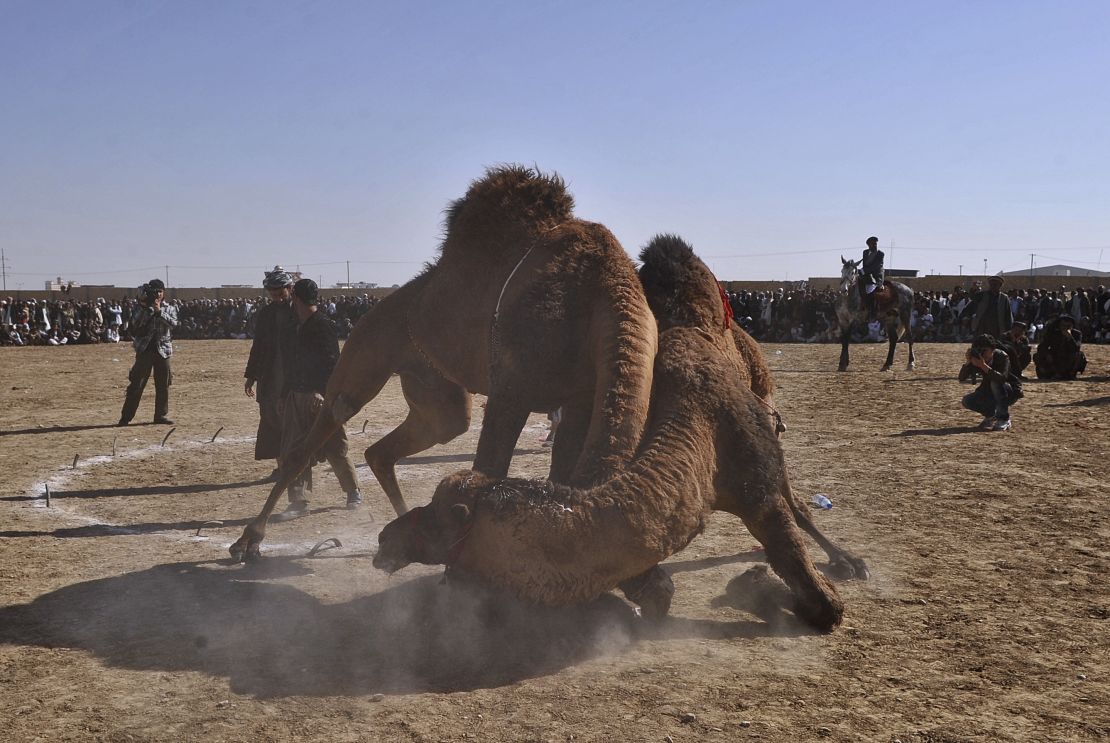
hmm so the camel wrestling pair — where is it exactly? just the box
[229,165,868,632]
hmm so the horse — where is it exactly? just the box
[835,257,916,372]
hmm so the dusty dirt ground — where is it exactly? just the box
[1,339,1107,743]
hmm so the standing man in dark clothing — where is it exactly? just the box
[118,279,177,426]
[272,279,363,521]
[244,267,296,476]
[972,275,1013,339]
[861,236,885,321]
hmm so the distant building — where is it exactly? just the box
[885,268,919,278]
[999,264,1110,279]
[45,276,78,290]
[333,281,378,289]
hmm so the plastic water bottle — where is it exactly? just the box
[812,493,833,510]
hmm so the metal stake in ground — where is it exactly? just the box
[72,453,79,469]
[308,537,343,557]
[161,427,176,447]
[210,426,224,443]
[196,520,224,536]
[44,483,51,508]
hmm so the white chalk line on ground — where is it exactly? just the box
[15,416,556,558]
[18,431,386,557]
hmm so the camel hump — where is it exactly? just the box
[443,164,575,238]
[638,234,728,331]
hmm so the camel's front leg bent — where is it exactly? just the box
[618,565,675,620]
[366,371,471,516]
[736,498,844,632]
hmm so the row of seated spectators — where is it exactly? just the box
[4,284,1107,350]
[0,294,380,346]
[728,283,1110,345]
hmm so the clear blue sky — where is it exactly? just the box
[2,0,1108,290]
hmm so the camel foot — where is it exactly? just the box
[837,365,848,373]
[906,362,916,371]
[619,566,674,620]
[880,364,892,372]
[228,523,266,563]
[228,538,262,563]
[827,554,870,581]
[792,578,844,633]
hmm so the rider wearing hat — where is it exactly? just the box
[861,236,884,321]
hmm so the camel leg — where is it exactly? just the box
[735,498,844,632]
[618,566,675,620]
[782,482,869,580]
[548,398,591,484]
[366,371,471,516]
[472,395,532,478]
[838,330,850,372]
[228,416,338,561]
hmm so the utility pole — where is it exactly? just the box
[958,264,963,276]
[1,247,7,291]
[1029,253,1035,285]
[346,260,350,288]
[983,258,987,276]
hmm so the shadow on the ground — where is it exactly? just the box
[0,422,148,437]
[0,478,269,503]
[1045,395,1110,408]
[891,426,982,437]
[665,550,766,574]
[0,558,809,696]
[350,447,544,469]
[881,375,953,383]
[0,515,255,539]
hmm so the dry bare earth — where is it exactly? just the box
[1,340,1107,743]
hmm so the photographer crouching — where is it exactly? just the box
[117,279,178,426]
[961,333,1022,432]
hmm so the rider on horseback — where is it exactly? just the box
[861,236,885,322]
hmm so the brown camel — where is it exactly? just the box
[374,235,867,632]
[229,166,658,562]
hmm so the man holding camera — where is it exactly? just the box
[118,279,177,426]
[961,333,1021,432]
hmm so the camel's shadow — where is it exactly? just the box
[0,559,795,697]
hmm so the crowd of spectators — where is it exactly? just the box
[727,282,1110,346]
[0,294,380,346]
[3,283,1108,349]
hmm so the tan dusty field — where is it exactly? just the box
[1,339,1107,743]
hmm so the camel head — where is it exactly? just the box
[442,165,575,239]
[638,234,728,332]
[373,470,492,573]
